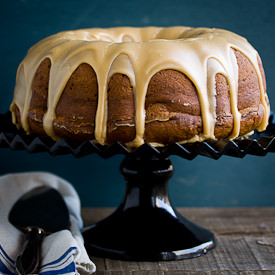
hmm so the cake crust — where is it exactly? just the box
[53,63,98,140]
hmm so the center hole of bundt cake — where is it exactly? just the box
[63,31,182,43]
[65,32,135,42]
[97,34,135,42]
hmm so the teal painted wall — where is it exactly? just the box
[0,0,274,207]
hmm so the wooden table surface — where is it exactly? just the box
[81,207,275,275]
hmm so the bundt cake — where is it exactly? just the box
[10,26,270,147]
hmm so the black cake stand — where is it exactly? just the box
[1,111,275,261]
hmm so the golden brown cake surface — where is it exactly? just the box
[10,27,270,147]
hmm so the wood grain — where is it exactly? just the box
[81,208,275,274]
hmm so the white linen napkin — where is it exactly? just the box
[0,172,96,275]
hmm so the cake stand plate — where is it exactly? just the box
[1,112,275,261]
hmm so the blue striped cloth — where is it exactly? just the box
[0,172,96,275]
[0,245,77,275]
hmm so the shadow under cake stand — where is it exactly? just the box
[1,111,275,261]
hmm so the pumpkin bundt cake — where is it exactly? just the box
[10,27,270,147]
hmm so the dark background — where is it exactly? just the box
[0,0,274,207]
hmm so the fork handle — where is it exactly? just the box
[15,226,44,275]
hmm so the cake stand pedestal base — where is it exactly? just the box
[82,157,216,261]
[2,111,275,261]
